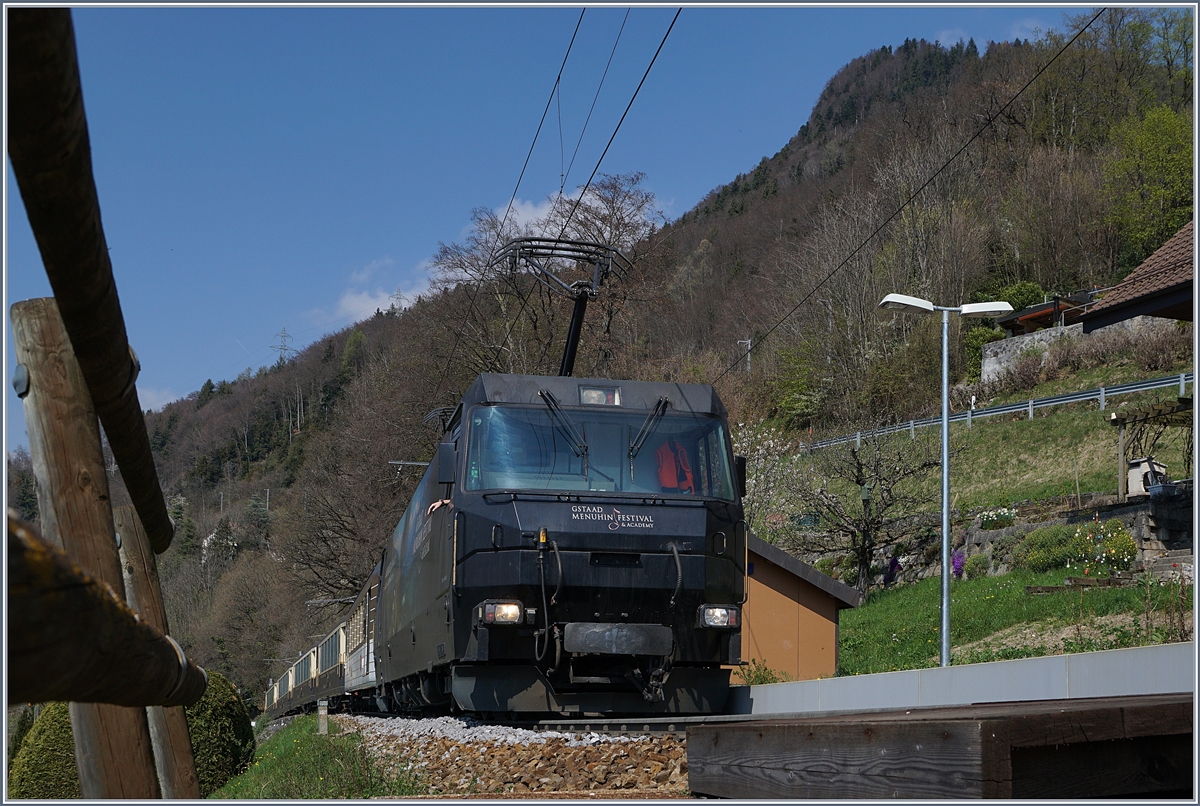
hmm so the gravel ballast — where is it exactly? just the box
[335,714,690,798]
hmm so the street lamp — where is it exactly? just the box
[877,293,1013,666]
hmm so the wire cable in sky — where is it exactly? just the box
[709,6,1109,386]
[426,9,586,409]
[488,8,682,374]
[562,9,630,194]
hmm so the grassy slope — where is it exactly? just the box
[212,715,419,799]
[949,397,1186,510]
[838,570,1193,676]
[806,368,1191,514]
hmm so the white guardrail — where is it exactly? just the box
[808,372,1193,451]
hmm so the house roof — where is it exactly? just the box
[1082,221,1194,332]
[996,294,1090,335]
[749,533,862,609]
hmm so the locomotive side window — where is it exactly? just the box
[465,405,735,500]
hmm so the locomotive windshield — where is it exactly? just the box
[465,404,735,500]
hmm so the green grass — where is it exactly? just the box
[210,714,421,799]
[949,386,1189,510]
[788,369,1192,521]
[838,570,1192,676]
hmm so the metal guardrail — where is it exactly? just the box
[808,372,1193,450]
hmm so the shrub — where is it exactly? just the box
[964,553,991,579]
[187,670,256,797]
[1101,521,1138,570]
[6,670,254,800]
[1069,518,1138,574]
[7,702,80,799]
[7,705,36,774]
[1005,347,1045,391]
[1012,524,1076,572]
[963,326,1005,382]
[1132,322,1192,372]
[1041,336,1084,378]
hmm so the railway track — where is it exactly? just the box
[264,709,700,739]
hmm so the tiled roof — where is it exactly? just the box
[1087,221,1194,315]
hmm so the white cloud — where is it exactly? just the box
[497,196,562,231]
[137,385,179,412]
[937,28,969,46]
[330,288,395,324]
[350,256,394,284]
[1008,17,1045,42]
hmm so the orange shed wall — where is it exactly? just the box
[742,551,840,681]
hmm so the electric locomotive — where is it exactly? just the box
[374,372,747,715]
[263,239,748,719]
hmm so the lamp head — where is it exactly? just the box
[959,301,1014,318]
[878,293,935,314]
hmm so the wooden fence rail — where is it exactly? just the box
[9,514,208,709]
[8,6,174,554]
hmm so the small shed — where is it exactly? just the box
[742,534,861,681]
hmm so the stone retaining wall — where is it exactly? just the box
[980,315,1177,384]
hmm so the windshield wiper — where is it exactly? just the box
[629,396,670,481]
[537,389,588,475]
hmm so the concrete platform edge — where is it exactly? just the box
[725,641,1194,717]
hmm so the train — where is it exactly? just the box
[263,371,748,719]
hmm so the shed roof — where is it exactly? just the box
[1082,221,1193,332]
[749,533,862,609]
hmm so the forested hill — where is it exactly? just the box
[8,9,1191,710]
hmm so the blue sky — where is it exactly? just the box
[5,5,1079,450]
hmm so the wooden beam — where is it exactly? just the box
[687,694,1192,799]
[7,7,174,553]
[115,507,202,799]
[11,298,160,798]
[9,515,209,708]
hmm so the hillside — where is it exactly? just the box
[7,9,1192,710]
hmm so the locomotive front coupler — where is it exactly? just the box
[626,656,671,703]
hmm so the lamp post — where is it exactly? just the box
[877,293,1013,666]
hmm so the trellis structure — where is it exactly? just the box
[1110,397,1193,502]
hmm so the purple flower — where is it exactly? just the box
[952,550,965,579]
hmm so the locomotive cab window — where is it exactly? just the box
[464,404,735,499]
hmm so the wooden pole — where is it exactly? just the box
[11,298,161,799]
[1117,426,1124,501]
[115,507,201,799]
[8,7,174,553]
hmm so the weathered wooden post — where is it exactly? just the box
[1117,419,1128,503]
[115,506,201,798]
[11,298,160,799]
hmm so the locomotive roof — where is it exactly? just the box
[460,373,727,417]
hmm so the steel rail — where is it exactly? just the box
[807,372,1193,451]
[8,9,174,552]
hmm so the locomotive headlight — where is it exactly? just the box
[699,605,740,628]
[482,601,523,624]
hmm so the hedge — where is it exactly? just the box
[187,669,256,796]
[5,670,254,799]
[7,702,80,799]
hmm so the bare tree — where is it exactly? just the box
[787,429,948,598]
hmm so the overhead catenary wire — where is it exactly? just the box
[563,9,631,194]
[487,8,683,374]
[425,9,587,410]
[709,7,1109,386]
